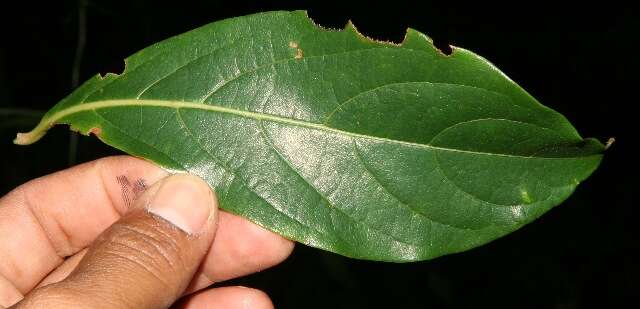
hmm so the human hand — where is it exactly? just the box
[0,156,294,308]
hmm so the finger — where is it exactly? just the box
[0,275,21,307]
[35,249,88,289]
[176,286,273,309]
[17,174,218,309]
[0,155,167,295]
[0,154,293,301]
[185,211,294,292]
[31,211,294,294]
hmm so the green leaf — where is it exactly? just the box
[15,11,604,261]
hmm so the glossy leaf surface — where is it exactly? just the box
[16,11,603,261]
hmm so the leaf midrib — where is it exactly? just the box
[35,99,593,160]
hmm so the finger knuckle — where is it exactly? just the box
[107,219,187,279]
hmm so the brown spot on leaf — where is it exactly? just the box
[89,127,102,136]
[289,41,304,60]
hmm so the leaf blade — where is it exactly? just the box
[16,10,604,261]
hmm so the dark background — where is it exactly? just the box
[0,1,636,308]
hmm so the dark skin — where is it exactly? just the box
[0,156,294,308]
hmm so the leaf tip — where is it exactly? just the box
[604,137,615,150]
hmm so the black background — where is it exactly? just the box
[0,1,636,308]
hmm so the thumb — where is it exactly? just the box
[18,173,218,309]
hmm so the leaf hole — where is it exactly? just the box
[98,60,126,79]
[433,38,454,56]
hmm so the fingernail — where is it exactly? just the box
[148,174,215,235]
